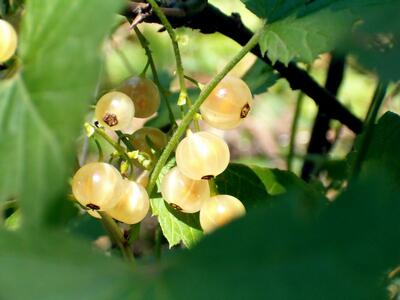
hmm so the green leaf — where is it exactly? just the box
[0,229,138,300]
[240,0,307,23]
[342,1,400,81]
[353,111,400,183]
[215,163,271,209]
[216,163,326,217]
[151,198,203,248]
[0,0,124,227]
[259,8,353,65]
[157,167,400,299]
[242,58,280,94]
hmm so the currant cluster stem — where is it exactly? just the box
[146,0,188,107]
[133,27,176,125]
[99,211,135,263]
[146,28,264,195]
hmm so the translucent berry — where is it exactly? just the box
[200,76,253,129]
[72,162,122,211]
[129,127,167,157]
[176,131,230,180]
[119,76,160,118]
[108,179,150,224]
[95,91,135,130]
[0,20,17,63]
[161,167,210,213]
[137,170,150,188]
[200,195,246,233]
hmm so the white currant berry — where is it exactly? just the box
[176,131,230,180]
[72,162,123,211]
[137,170,150,188]
[161,167,210,213]
[130,127,167,157]
[0,20,17,63]
[200,76,253,129]
[119,76,160,118]
[108,179,150,224]
[95,91,135,130]
[200,195,246,233]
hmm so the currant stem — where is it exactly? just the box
[208,178,218,196]
[93,126,150,170]
[145,0,188,112]
[133,27,176,126]
[146,28,264,195]
[99,211,135,264]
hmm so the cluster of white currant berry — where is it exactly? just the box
[0,19,18,64]
[73,75,252,233]
[73,76,164,224]
[161,76,252,232]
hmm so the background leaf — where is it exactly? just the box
[155,167,400,299]
[0,229,138,300]
[259,8,353,65]
[351,111,400,183]
[0,0,124,227]
[242,59,280,94]
[215,163,271,209]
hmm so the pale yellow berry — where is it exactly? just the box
[95,91,135,130]
[137,170,150,188]
[0,20,17,63]
[161,167,210,213]
[72,162,123,210]
[119,76,160,118]
[130,127,167,157]
[108,179,149,224]
[200,76,253,129]
[176,131,230,180]
[200,195,246,233]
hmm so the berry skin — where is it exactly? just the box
[200,195,246,233]
[72,162,123,211]
[0,20,17,63]
[108,179,150,224]
[161,167,210,213]
[119,76,160,118]
[200,76,253,129]
[129,127,167,157]
[95,91,135,130]
[176,131,230,180]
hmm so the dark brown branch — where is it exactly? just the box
[123,2,363,134]
[301,54,346,181]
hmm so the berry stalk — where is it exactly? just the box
[99,211,135,263]
[133,27,176,126]
[146,0,188,107]
[146,27,264,195]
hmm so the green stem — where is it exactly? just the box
[147,28,264,195]
[350,80,388,180]
[93,126,127,156]
[116,130,134,151]
[208,178,218,196]
[146,0,188,109]
[93,126,150,170]
[98,211,135,263]
[133,27,176,126]
[287,90,306,172]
